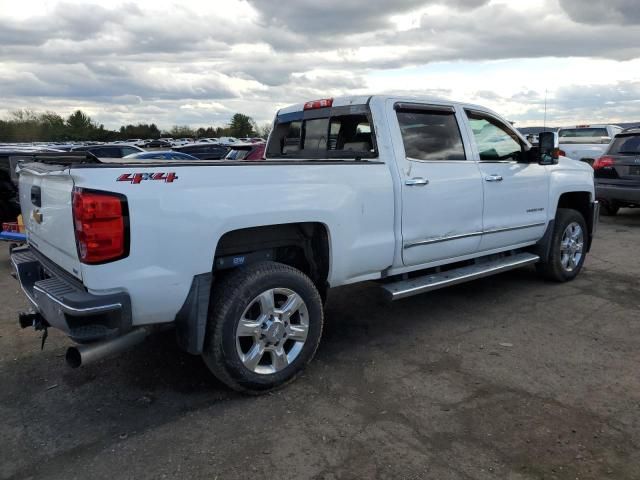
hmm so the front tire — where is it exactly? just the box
[536,208,588,282]
[203,261,324,394]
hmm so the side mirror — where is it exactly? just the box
[538,131,558,165]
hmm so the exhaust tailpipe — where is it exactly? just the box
[66,327,152,368]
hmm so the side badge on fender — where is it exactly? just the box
[117,172,178,184]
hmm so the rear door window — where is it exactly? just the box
[396,107,466,161]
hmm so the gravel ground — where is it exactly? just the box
[1,212,639,480]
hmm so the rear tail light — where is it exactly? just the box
[72,188,128,264]
[592,156,614,170]
[558,149,566,157]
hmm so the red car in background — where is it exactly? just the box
[224,142,266,161]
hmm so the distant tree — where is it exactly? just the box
[0,120,11,142]
[257,122,272,139]
[169,125,196,138]
[8,109,40,142]
[120,123,161,140]
[66,110,95,140]
[227,113,257,137]
[39,112,66,141]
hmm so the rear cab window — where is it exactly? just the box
[559,128,609,138]
[267,102,377,160]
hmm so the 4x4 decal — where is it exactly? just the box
[117,172,178,184]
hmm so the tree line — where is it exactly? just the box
[0,109,271,142]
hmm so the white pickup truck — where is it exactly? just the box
[11,95,598,393]
[558,124,623,165]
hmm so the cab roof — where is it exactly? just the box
[277,94,505,117]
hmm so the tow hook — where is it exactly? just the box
[18,311,49,349]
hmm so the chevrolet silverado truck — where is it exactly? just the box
[558,124,623,165]
[11,95,598,393]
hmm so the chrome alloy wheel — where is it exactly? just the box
[235,288,309,375]
[560,222,584,272]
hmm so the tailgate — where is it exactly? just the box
[560,144,606,162]
[19,164,83,279]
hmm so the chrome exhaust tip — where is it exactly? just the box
[66,327,151,368]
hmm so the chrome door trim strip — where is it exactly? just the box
[483,222,546,235]
[404,222,546,249]
[404,231,483,249]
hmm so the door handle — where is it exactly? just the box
[484,174,503,182]
[405,177,429,186]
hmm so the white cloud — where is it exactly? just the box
[0,0,638,129]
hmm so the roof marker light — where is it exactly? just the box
[303,98,333,110]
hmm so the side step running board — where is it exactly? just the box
[382,252,540,301]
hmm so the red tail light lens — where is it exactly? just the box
[558,149,566,157]
[72,188,128,264]
[592,156,614,170]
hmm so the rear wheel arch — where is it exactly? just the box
[213,222,331,297]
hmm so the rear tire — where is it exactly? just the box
[202,261,323,394]
[536,208,588,282]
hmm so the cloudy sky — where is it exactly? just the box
[0,0,638,129]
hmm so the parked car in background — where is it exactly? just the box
[593,127,640,215]
[71,144,145,158]
[224,142,266,161]
[196,138,220,144]
[558,125,623,165]
[124,151,199,161]
[172,142,229,159]
[217,137,238,145]
[172,138,195,146]
[142,139,173,148]
[0,151,22,222]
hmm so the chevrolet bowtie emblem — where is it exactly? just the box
[32,209,43,224]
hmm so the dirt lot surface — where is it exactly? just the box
[1,212,639,480]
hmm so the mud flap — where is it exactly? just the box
[175,272,212,355]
